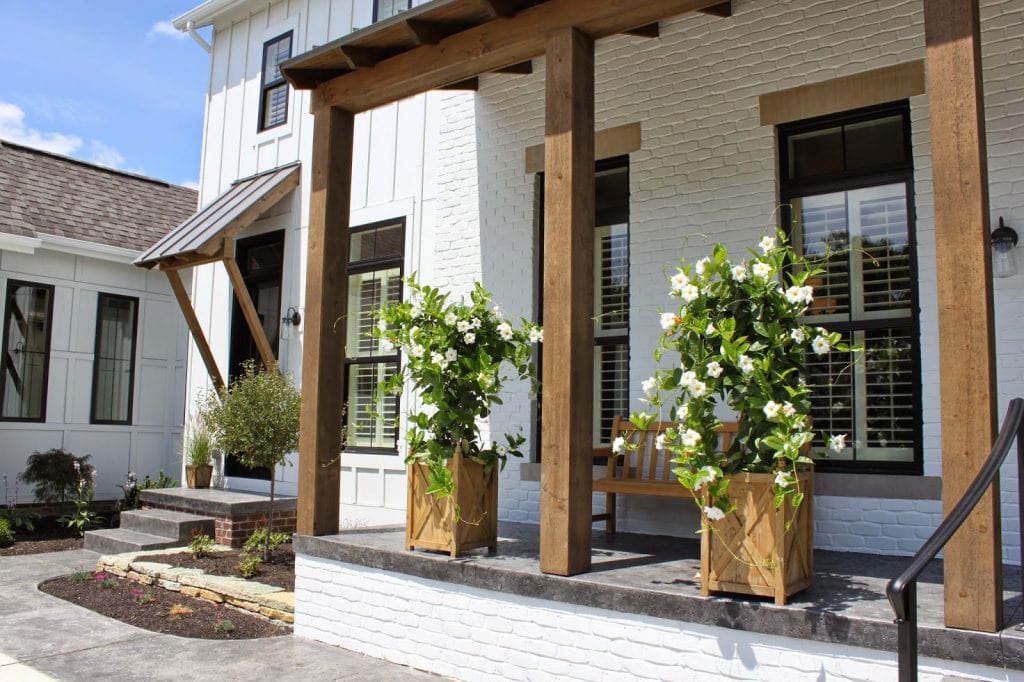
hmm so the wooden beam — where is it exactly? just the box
[222,253,278,372]
[479,0,519,18]
[165,269,224,392]
[338,45,383,69]
[493,60,533,75]
[440,77,479,91]
[540,26,595,577]
[699,2,731,17]
[924,0,1001,632]
[623,23,659,38]
[297,106,354,537]
[310,0,723,113]
[157,246,229,272]
[194,169,300,257]
[401,18,446,46]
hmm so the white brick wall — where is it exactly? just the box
[425,0,1024,561]
[295,555,1018,681]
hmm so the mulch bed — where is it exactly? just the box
[40,572,289,640]
[0,522,84,557]
[143,545,295,591]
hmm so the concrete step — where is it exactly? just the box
[118,509,215,543]
[83,528,184,555]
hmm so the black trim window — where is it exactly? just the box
[344,219,405,452]
[259,31,293,131]
[779,101,921,473]
[91,294,139,425]
[374,0,413,22]
[1,280,54,422]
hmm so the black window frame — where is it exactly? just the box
[0,279,55,423]
[343,217,406,455]
[778,100,923,475]
[90,293,140,425]
[373,0,413,22]
[258,31,293,132]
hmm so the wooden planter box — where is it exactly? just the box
[185,465,213,489]
[406,454,498,557]
[700,471,813,605]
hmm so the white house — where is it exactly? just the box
[0,141,196,500]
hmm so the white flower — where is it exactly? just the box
[529,327,544,343]
[705,323,716,336]
[660,312,678,330]
[496,445,508,457]
[445,348,458,362]
[774,471,790,488]
[693,467,715,491]
[782,402,797,418]
[812,335,831,355]
[730,264,748,282]
[676,403,689,421]
[470,317,482,329]
[800,285,814,305]
[680,284,700,303]
[497,322,513,340]
[689,380,707,398]
[642,376,658,394]
[431,351,448,368]
[612,436,625,454]
[680,370,697,388]
[410,303,422,318]
[829,434,848,453]
[695,257,711,276]
[444,311,457,325]
[410,344,425,359]
[655,434,666,450]
[790,328,806,344]
[409,325,420,340]
[763,400,782,420]
[704,506,726,521]
[492,305,504,319]
[752,262,773,279]
[759,235,776,253]
[463,332,476,344]
[706,361,723,378]
[457,319,471,333]
[376,319,388,333]
[380,338,395,352]
[785,286,804,305]
[670,271,689,292]
[681,429,702,448]
[737,354,755,374]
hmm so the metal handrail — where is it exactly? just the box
[886,397,1024,682]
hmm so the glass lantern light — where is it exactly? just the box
[281,306,302,340]
[991,217,1019,279]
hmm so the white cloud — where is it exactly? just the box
[148,20,187,40]
[0,101,82,156]
[88,140,127,169]
[181,180,200,190]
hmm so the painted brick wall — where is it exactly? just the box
[294,555,1013,681]
[427,0,1024,560]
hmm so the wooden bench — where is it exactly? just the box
[593,416,738,533]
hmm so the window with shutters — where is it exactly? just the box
[344,219,405,452]
[373,0,413,22]
[779,101,921,473]
[536,157,630,452]
[91,294,139,425]
[0,280,54,422]
[258,32,292,132]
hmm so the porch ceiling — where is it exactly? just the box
[281,0,731,112]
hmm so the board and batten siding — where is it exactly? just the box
[0,248,187,501]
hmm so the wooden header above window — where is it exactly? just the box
[758,61,925,126]
[525,122,641,174]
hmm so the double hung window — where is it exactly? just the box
[259,32,292,131]
[91,294,138,424]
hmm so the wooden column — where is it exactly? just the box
[539,26,595,576]
[297,105,354,536]
[165,269,225,392]
[924,0,1001,632]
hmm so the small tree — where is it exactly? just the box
[19,449,94,503]
[200,361,300,561]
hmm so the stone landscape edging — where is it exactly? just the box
[96,547,294,625]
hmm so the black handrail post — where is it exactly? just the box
[895,582,917,682]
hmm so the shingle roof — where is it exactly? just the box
[0,139,198,252]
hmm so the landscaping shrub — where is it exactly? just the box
[243,527,290,555]
[19,449,94,503]
[189,532,216,559]
[236,553,262,578]
[0,518,14,547]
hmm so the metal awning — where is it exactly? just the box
[135,162,300,270]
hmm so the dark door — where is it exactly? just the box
[225,230,284,479]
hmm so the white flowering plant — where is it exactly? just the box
[373,276,542,499]
[631,229,854,522]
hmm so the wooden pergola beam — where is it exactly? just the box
[310,0,724,112]
[440,77,480,91]
[624,23,659,38]
[402,18,447,46]
[479,0,519,18]
[540,25,595,577]
[165,269,225,392]
[699,2,731,17]
[297,106,354,537]
[923,0,1001,632]
[338,45,384,69]
[493,60,533,74]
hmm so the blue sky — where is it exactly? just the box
[0,2,211,188]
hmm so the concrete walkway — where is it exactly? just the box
[0,548,437,681]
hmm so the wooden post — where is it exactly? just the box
[924,0,1001,632]
[539,26,595,577]
[297,105,354,536]
[165,269,225,392]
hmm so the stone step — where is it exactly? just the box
[84,528,184,555]
[118,509,215,543]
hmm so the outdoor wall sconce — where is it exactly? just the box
[992,217,1018,278]
[281,306,302,340]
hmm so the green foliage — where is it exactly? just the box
[130,586,155,605]
[117,469,179,513]
[373,276,541,498]
[94,572,118,589]
[18,449,93,503]
[58,461,100,537]
[236,553,263,578]
[189,532,216,559]
[214,617,236,634]
[183,417,215,467]
[0,518,13,547]
[69,571,92,583]
[243,527,290,555]
[636,230,857,521]
[2,474,38,532]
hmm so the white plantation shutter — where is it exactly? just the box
[593,224,629,446]
[259,33,292,130]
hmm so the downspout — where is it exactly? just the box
[185,21,212,53]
